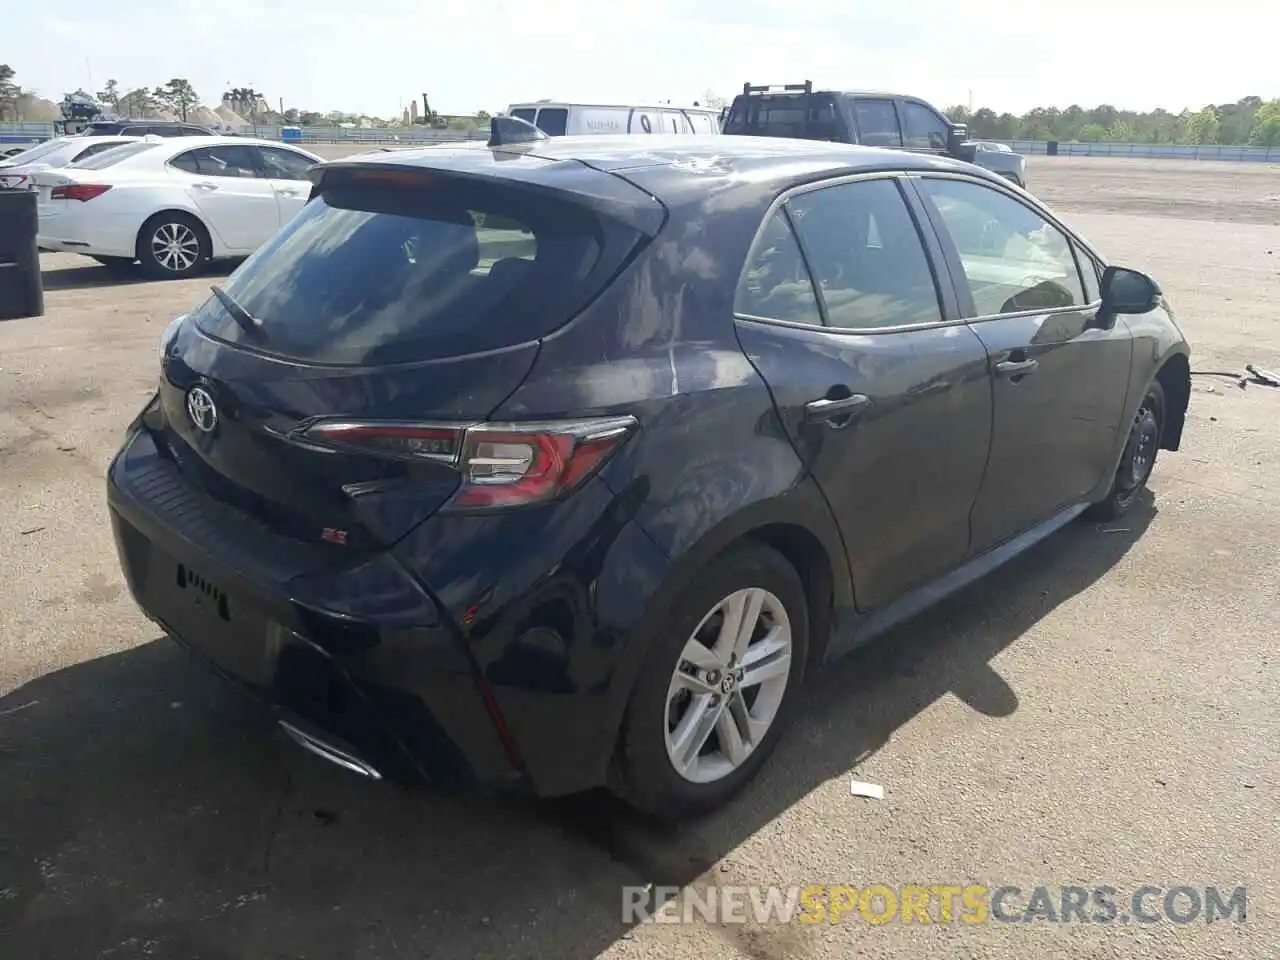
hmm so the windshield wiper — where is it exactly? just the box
[210,285,264,338]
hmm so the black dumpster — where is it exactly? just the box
[0,189,44,320]
[1046,140,1059,157]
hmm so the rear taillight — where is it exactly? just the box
[51,183,111,202]
[300,416,637,510]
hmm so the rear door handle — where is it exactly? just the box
[994,358,1039,377]
[192,181,218,192]
[805,393,870,425]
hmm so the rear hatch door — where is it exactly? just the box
[157,156,664,549]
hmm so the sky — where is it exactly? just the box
[10,0,1278,118]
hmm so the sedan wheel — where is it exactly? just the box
[614,543,809,819]
[1086,380,1165,521]
[138,215,207,279]
[665,587,793,784]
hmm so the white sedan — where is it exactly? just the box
[0,135,142,190]
[32,136,323,279]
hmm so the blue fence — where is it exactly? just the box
[1003,139,1280,162]
[2,122,1278,160]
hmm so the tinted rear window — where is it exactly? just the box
[1,139,71,165]
[190,175,619,365]
[723,94,843,139]
[70,142,160,169]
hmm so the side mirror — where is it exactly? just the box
[1100,265,1161,314]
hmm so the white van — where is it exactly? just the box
[505,101,722,137]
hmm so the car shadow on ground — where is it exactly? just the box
[0,497,1155,960]
[40,260,239,292]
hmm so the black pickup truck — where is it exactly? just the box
[721,81,1028,188]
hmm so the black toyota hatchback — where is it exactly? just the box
[108,130,1191,819]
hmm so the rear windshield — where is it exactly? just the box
[0,139,70,166]
[190,174,617,365]
[70,142,159,169]
[723,94,843,140]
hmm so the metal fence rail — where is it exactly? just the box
[2,122,1277,160]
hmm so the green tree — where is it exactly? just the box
[1249,100,1280,146]
[1108,120,1136,142]
[97,78,120,111]
[118,87,158,118]
[298,110,323,126]
[154,78,199,121]
[0,63,20,121]
[1077,124,1108,142]
[1180,106,1220,144]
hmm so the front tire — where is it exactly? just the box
[137,213,208,280]
[612,543,809,819]
[1087,380,1165,521]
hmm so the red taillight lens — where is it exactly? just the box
[301,416,637,510]
[51,183,112,202]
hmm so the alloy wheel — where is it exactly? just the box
[664,587,793,784]
[151,222,201,273]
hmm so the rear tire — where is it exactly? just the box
[1086,380,1165,521]
[136,213,208,280]
[612,543,809,820]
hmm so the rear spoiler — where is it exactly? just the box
[306,154,668,237]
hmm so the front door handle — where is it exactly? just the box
[805,393,870,425]
[994,358,1039,378]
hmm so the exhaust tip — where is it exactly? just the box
[279,719,383,780]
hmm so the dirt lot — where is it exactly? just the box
[1,156,1277,959]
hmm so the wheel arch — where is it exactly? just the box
[1154,350,1190,451]
[134,207,215,262]
[601,484,853,779]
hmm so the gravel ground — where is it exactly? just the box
[0,156,1276,959]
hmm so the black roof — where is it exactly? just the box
[321,134,984,207]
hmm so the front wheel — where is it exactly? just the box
[612,543,809,819]
[1087,380,1165,521]
[137,214,208,280]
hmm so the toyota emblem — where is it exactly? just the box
[186,386,218,434]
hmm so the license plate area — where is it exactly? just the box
[176,562,232,622]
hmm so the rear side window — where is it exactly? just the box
[190,175,624,364]
[853,99,903,147]
[172,145,260,178]
[735,211,823,325]
[787,178,943,329]
[70,141,160,169]
[535,108,568,136]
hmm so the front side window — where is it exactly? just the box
[535,108,568,136]
[787,178,943,329]
[735,210,823,325]
[901,101,950,151]
[1073,240,1102,302]
[852,99,903,147]
[919,178,1086,317]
